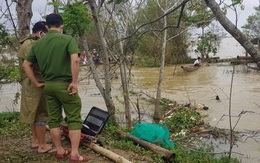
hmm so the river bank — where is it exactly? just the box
[1,63,260,162]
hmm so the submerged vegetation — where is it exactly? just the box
[164,108,203,133]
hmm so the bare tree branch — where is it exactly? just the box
[111,0,191,45]
[4,0,18,38]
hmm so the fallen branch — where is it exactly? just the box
[116,130,175,161]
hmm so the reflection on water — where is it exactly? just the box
[1,63,260,162]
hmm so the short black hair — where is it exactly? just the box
[46,13,63,28]
[32,21,47,33]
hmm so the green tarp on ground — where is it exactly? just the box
[129,123,174,148]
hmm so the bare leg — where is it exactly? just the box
[50,127,65,154]
[69,130,90,162]
[35,125,46,147]
[31,125,39,147]
[35,125,54,153]
[69,129,81,157]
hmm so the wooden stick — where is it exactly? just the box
[82,142,132,163]
[116,130,175,161]
[60,125,132,163]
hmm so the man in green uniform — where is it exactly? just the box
[23,14,89,162]
[18,21,56,153]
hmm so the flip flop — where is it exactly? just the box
[30,145,39,149]
[38,147,57,154]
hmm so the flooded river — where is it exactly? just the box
[1,63,260,162]
[132,64,260,163]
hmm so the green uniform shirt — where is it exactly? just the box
[26,30,79,81]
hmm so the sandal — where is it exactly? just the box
[69,155,90,163]
[38,147,56,154]
[56,148,71,160]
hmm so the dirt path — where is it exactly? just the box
[0,131,152,163]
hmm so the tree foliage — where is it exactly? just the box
[242,6,260,39]
[135,0,189,65]
[195,31,217,58]
[0,24,10,52]
[0,24,19,53]
[48,1,93,37]
[186,0,215,28]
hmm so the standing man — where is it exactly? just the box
[23,14,89,162]
[18,21,56,154]
[82,50,87,65]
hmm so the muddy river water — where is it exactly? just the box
[1,63,260,162]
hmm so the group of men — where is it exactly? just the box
[18,14,89,162]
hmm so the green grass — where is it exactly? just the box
[0,112,30,137]
[0,112,239,163]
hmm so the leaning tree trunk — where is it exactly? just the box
[87,0,116,116]
[154,15,167,122]
[16,0,33,38]
[205,0,260,68]
[80,35,106,98]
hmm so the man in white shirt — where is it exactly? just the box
[194,57,201,66]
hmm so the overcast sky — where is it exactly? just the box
[30,0,259,29]
[31,0,52,23]
[1,0,259,31]
[225,0,259,29]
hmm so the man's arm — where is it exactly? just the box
[23,60,44,87]
[67,53,79,96]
